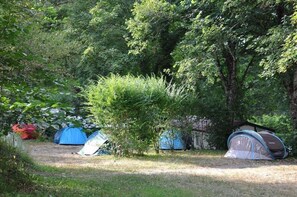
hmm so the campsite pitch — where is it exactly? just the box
[26,141,297,197]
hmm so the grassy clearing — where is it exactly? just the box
[5,142,297,197]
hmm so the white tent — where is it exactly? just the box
[78,131,108,156]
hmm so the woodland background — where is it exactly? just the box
[1,0,297,152]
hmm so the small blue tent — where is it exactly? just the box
[159,130,185,150]
[54,127,87,145]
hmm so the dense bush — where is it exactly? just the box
[85,74,187,156]
[0,139,35,194]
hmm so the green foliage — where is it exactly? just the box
[0,139,35,194]
[242,77,289,118]
[251,114,293,134]
[66,0,136,81]
[0,0,35,88]
[126,0,182,76]
[0,0,85,137]
[258,26,293,75]
[173,0,277,116]
[257,2,297,137]
[1,0,297,155]
[85,74,187,156]
[127,0,175,55]
[0,77,81,138]
[258,2,295,75]
[278,4,297,71]
[0,0,33,42]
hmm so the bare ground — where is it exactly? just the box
[25,141,297,196]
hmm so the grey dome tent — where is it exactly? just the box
[225,130,288,160]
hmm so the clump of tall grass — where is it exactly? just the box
[85,74,188,156]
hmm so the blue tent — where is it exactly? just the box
[159,130,185,150]
[225,130,288,160]
[54,127,87,145]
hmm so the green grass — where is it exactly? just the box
[11,163,297,197]
[10,167,233,197]
[32,172,197,197]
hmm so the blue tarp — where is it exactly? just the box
[54,127,87,145]
[159,130,185,150]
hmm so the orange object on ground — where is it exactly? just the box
[12,124,26,133]
[12,124,39,140]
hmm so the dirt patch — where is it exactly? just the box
[27,142,82,164]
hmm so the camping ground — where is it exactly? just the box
[25,141,297,197]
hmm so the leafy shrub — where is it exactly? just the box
[85,74,187,156]
[0,82,91,139]
[0,139,35,194]
[251,114,293,134]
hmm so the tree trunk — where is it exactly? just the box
[283,66,297,129]
[225,82,237,121]
[220,41,239,122]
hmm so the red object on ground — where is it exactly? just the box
[12,124,39,140]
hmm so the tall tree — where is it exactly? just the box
[258,0,296,128]
[173,0,277,122]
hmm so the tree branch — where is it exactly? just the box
[240,56,254,86]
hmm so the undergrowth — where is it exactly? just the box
[0,139,36,195]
